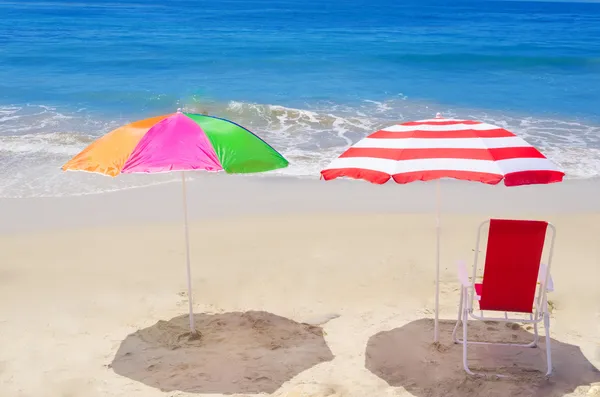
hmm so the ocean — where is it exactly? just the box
[1,0,599,197]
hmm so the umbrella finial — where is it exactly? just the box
[435,112,442,119]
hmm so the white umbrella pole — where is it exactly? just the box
[181,171,196,334]
[434,179,441,342]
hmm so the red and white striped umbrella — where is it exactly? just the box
[320,115,564,342]
[321,117,564,186]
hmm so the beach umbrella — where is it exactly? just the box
[320,114,564,342]
[62,109,289,334]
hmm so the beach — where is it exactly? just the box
[2,2,600,395]
[1,176,599,397]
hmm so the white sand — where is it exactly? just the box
[0,176,599,397]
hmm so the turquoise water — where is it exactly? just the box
[1,0,600,196]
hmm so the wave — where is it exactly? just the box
[1,100,600,197]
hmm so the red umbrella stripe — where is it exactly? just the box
[321,118,565,186]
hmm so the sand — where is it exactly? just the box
[0,176,599,397]
[111,311,334,394]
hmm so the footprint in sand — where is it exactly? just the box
[505,323,521,330]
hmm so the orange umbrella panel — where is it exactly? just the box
[61,114,172,177]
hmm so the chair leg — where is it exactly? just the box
[544,313,553,377]
[531,321,539,348]
[452,287,464,344]
[462,294,475,375]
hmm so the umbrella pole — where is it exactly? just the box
[434,179,441,343]
[181,171,196,334]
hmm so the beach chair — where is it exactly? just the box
[451,219,556,377]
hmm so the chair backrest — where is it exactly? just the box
[478,219,548,313]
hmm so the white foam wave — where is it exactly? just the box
[0,132,94,155]
[1,100,599,198]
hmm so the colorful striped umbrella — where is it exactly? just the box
[63,109,289,333]
[320,114,564,342]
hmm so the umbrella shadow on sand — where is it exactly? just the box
[365,319,600,397]
[110,311,334,395]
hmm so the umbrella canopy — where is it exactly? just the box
[62,109,288,176]
[321,117,564,186]
[62,109,288,334]
[320,116,564,342]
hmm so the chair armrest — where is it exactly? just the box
[458,260,471,288]
[538,263,554,292]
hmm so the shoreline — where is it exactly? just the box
[3,100,600,199]
[1,175,599,234]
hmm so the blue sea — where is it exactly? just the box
[1,0,599,197]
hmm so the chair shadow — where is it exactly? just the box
[111,310,334,395]
[365,318,600,397]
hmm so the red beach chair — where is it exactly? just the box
[452,219,556,376]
